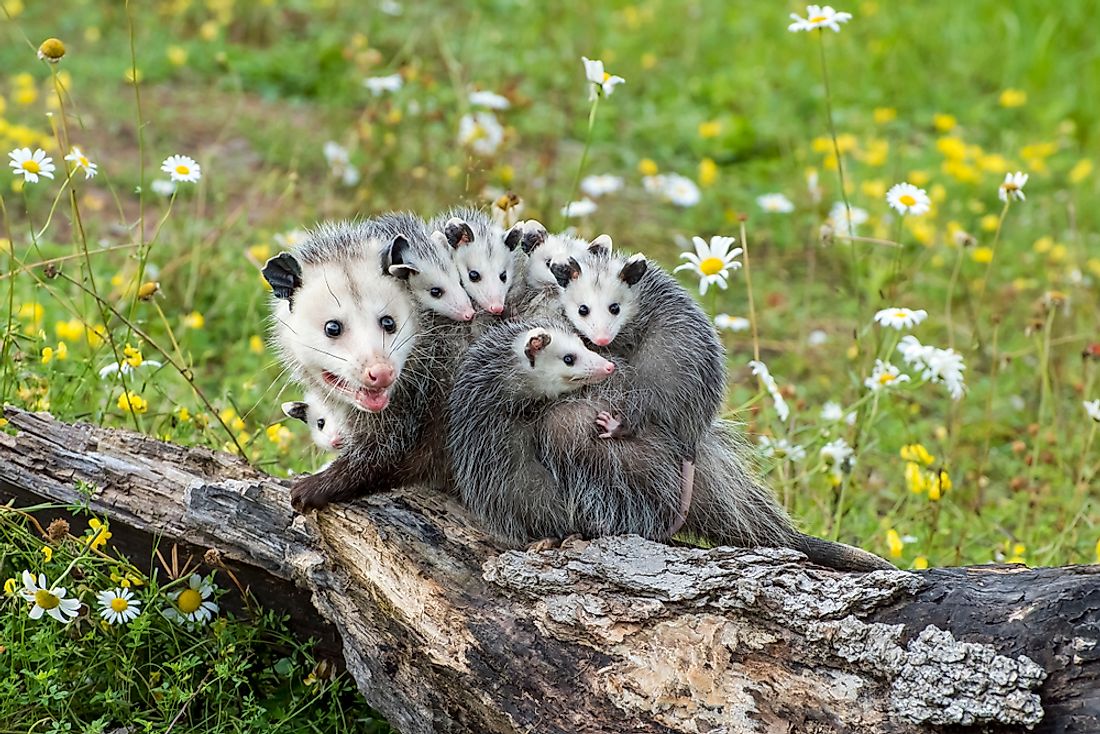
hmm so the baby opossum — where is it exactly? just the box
[448,319,687,546]
[428,207,524,316]
[263,220,453,510]
[281,388,351,452]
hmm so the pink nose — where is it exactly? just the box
[460,308,476,321]
[488,303,504,315]
[365,363,395,388]
[330,436,343,449]
[593,335,611,346]
[603,362,616,374]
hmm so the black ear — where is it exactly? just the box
[524,330,552,367]
[588,234,613,258]
[619,253,647,286]
[520,219,548,254]
[444,218,475,248]
[382,234,419,280]
[550,256,581,289]
[262,253,303,301]
[281,401,308,423]
[503,222,523,251]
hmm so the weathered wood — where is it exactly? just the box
[1,407,1097,734]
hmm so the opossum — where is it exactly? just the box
[448,319,687,546]
[262,220,453,510]
[281,388,351,452]
[371,211,476,323]
[428,207,525,316]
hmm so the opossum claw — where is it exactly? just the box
[595,411,627,439]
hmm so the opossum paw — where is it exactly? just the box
[289,472,345,512]
[526,537,562,552]
[595,411,625,439]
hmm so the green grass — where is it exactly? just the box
[1,0,1098,728]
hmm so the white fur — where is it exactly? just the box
[448,221,517,314]
[273,243,419,414]
[525,232,592,289]
[555,255,642,346]
[282,388,351,452]
[515,326,616,399]
[400,253,475,322]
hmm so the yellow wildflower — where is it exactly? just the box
[176,406,191,423]
[117,391,148,415]
[977,153,1010,173]
[698,157,718,188]
[123,344,143,369]
[861,138,889,167]
[936,136,967,161]
[1032,236,1053,254]
[1095,538,1100,564]
[979,214,1000,232]
[1006,542,1026,564]
[971,246,994,264]
[904,462,926,494]
[641,53,657,70]
[1069,159,1093,184]
[183,311,205,329]
[942,160,980,183]
[927,468,951,501]
[55,342,68,360]
[900,443,935,466]
[167,45,188,66]
[3,577,16,595]
[886,529,904,559]
[249,335,265,354]
[55,319,84,342]
[999,88,1027,108]
[40,545,53,562]
[41,346,54,364]
[872,107,896,125]
[908,170,931,187]
[248,243,271,262]
[932,113,956,132]
[637,158,658,176]
[1020,142,1056,161]
[861,179,886,199]
[18,302,44,325]
[697,120,721,139]
[1048,244,1067,263]
[86,518,112,550]
[912,556,929,570]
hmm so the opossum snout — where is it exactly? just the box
[330,435,344,450]
[592,334,612,346]
[363,362,396,389]
[486,302,505,315]
[602,361,616,374]
[459,307,476,321]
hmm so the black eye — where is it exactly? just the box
[429,287,444,299]
[316,418,326,430]
[578,305,590,317]
[324,320,343,338]
[380,315,396,333]
[468,270,481,283]
[563,354,575,366]
[499,272,507,283]
[609,303,620,315]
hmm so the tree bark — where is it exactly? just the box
[1,408,1096,734]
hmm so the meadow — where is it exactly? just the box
[1,0,1098,731]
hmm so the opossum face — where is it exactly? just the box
[282,392,349,452]
[551,251,647,347]
[383,234,476,322]
[517,327,616,399]
[266,251,418,413]
[442,217,521,315]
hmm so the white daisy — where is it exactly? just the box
[999,171,1028,202]
[759,436,807,462]
[8,148,56,183]
[644,173,701,207]
[828,202,868,237]
[64,147,99,179]
[864,359,911,392]
[322,142,359,187]
[561,198,598,218]
[715,314,750,332]
[756,193,795,213]
[98,359,163,379]
[161,155,201,184]
[748,359,790,421]
[820,438,855,472]
[788,5,853,32]
[897,336,967,400]
[581,56,625,101]
[874,307,928,330]
[468,90,510,110]
[363,73,403,96]
[820,401,855,425]
[458,112,504,156]
[20,571,80,624]
[886,182,931,216]
[150,179,176,197]
[674,235,743,295]
[580,174,624,197]
[379,0,402,15]
[96,587,142,625]
[1084,399,1100,422]
[807,329,828,346]
[162,573,219,626]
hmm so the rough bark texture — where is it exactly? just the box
[1,408,1097,734]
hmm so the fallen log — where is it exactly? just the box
[1,407,1096,734]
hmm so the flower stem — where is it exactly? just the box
[738,218,761,363]
[561,93,600,229]
[944,243,965,349]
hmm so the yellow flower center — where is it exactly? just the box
[110,597,130,612]
[22,160,40,174]
[175,164,191,175]
[34,589,60,610]
[177,588,202,614]
[79,156,89,167]
[1003,183,1018,191]
[894,310,908,318]
[699,257,725,276]
[810,15,828,23]
[898,194,917,207]
[878,373,896,385]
